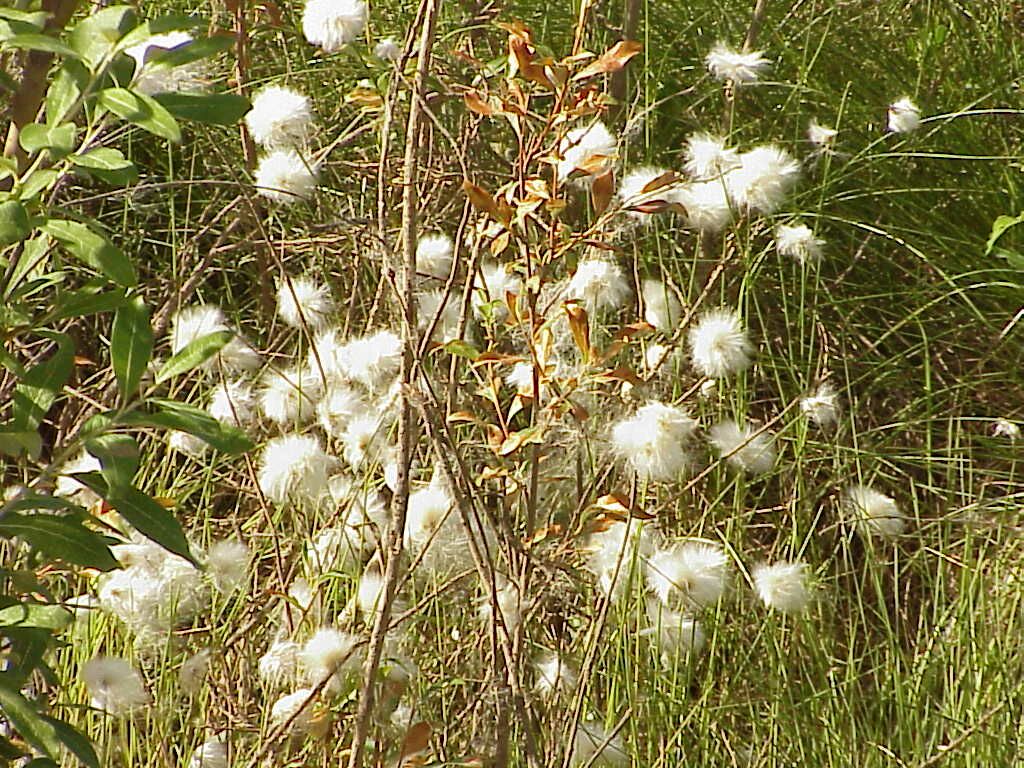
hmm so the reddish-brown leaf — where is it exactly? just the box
[591,168,614,216]
[464,90,495,116]
[399,721,432,761]
[573,39,643,81]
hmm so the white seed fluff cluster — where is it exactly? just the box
[993,418,1021,440]
[209,379,258,428]
[887,97,921,134]
[641,279,682,333]
[302,0,367,52]
[558,121,616,182]
[643,600,707,663]
[124,31,206,96]
[374,37,401,61]
[708,420,777,475]
[807,119,838,150]
[617,166,679,219]
[54,450,102,507]
[724,145,801,214]
[473,263,522,320]
[258,434,335,505]
[684,133,741,180]
[583,520,656,602]
[705,42,771,84]
[571,721,629,767]
[259,366,323,425]
[277,275,336,331]
[844,484,907,539]
[81,656,150,715]
[246,86,314,148]
[752,561,812,613]
[800,382,841,430]
[689,308,753,378]
[189,739,228,768]
[170,304,261,374]
[254,149,318,204]
[611,401,699,482]
[567,256,632,312]
[533,652,578,698]
[646,541,730,609]
[775,223,826,264]
[416,233,455,281]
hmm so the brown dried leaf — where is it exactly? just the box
[490,230,511,256]
[524,523,564,548]
[399,722,432,762]
[564,301,591,362]
[640,170,681,195]
[596,366,644,386]
[509,37,553,88]
[594,493,657,520]
[591,168,614,216]
[573,39,643,81]
[447,411,480,424]
[464,90,495,116]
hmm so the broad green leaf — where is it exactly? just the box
[986,212,1024,255]
[1,34,79,59]
[69,147,138,185]
[0,200,31,246]
[442,339,480,360]
[67,6,137,68]
[44,717,99,768]
[85,433,140,489]
[0,9,48,27]
[111,296,152,400]
[19,122,76,157]
[4,235,51,299]
[0,428,42,458]
[0,19,41,41]
[0,678,62,762]
[153,93,251,125]
[11,331,73,431]
[155,329,232,382]
[16,168,58,201]
[122,398,253,454]
[0,493,84,515]
[144,33,233,69]
[45,59,90,125]
[97,87,181,143]
[105,484,195,565]
[0,604,73,631]
[51,286,126,320]
[42,219,136,286]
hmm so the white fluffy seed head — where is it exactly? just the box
[54,450,103,507]
[415,233,454,281]
[82,656,150,715]
[374,37,401,61]
[752,561,812,613]
[125,32,206,96]
[843,484,907,539]
[725,145,800,214]
[646,541,730,608]
[205,539,250,594]
[705,42,771,84]
[245,85,314,148]
[257,434,334,505]
[270,688,317,730]
[258,639,302,688]
[316,384,364,436]
[533,652,578,698]
[301,628,357,690]
[557,121,616,182]
[571,721,629,767]
[585,520,657,603]
[302,0,366,52]
[887,97,921,134]
[189,739,228,768]
[617,166,679,219]
[641,279,681,333]
[684,133,741,180]
[473,263,522,320]
[170,304,227,355]
[689,308,753,378]
[254,149,318,204]
[259,366,323,425]
[775,223,825,264]
[208,379,257,427]
[340,411,387,469]
[672,180,733,234]
[643,600,707,664]
[610,401,698,482]
[416,289,461,343]
[477,573,529,636]
[276,276,335,330]
[344,330,402,390]
[169,430,208,458]
[179,649,212,694]
[567,257,632,312]
[993,418,1021,440]
[808,119,838,149]
[708,420,776,475]
[800,382,841,430]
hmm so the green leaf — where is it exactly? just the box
[11,331,73,431]
[0,512,118,571]
[0,678,62,762]
[85,433,140,489]
[0,429,42,459]
[0,200,31,246]
[111,296,152,400]
[69,147,138,185]
[51,286,126,320]
[41,219,136,286]
[0,9,48,27]
[153,92,251,125]
[155,329,233,382]
[67,5,137,68]
[44,717,99,768]
[0,604,74,631]
[144,33,233,69]
[1,34,80,59]
[45,59,90,125]
[19,123,77,157]
[442,339,480,360]
[986,212,1024,256]
[0,19,42,42]
[16,168,58,201]
[106,484,195,565]
[122,398,253,454]
[97,87,181,143]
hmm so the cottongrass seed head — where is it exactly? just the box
[245,85,314,148]
[473,263,522,320]
[254,149,318,204]
[567,256,632,312]
[258,433,334,505]
[302,0,366,52]
[533,652,578,698]
[611,401,699,482]
[208,379,257,427]
[705,42,771,84]
[775,223,825,264]
[800,382,841,430]
[993,418,1021,440]
[708,420,777,475]
[302,627,358,692]
[725,145,801,214]
[572,720,629,767]
[167,305,262,374]
[259,366,323,425]
[641,279,681,333]
[258,639,302,689]
[277,275,335,331]
[415,233,455,280]
[844,483,907,539]
[205,539,250,594]
[689,308,753,378]
[807,118,838,150]
[270,688,318,732]
[646,541,730,608]
[374,37,401,61]
[189,738,228,768]
[82,656,150,715]
[887,97,921,134]
[617,166,678,218]
[683,133,740,180]
[179,649,212,694]
[643,600,707,663]
[672,180,733,234]
[752,561,812,613]
[558,120,616,181]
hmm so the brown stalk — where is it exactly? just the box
[345,0,441,765]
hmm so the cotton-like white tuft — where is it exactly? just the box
[259,366,323,425]
[643,600,707,663]
[800,382,841,430]
[684,133,741,180]
[643,343,670,373]
[617,166,679,219]
[205,539,250,594]
[571,721,629,767]
[169,430,208,458]
[125,32,206,96]
[843,484,907,539]
[705,42,771,84]
[566,257,632,312]
[416,233,454,281]
[277,276,335,331]
[404,479,479,577]
[246,86,314,148]
[82,656,150,715]
[473,263,522,320]
[169,305,260,374]
[270,688,317,731]
[478,573,530,636]
[188,739,228,768]
[584,519,657,602]
[641,279,681,333]
[752,561,812,613]
[343,331,402,391]
[775,223,825,264]
[316,384,364,436]
[807,119,838,150]
[611,401,698,482]
[340,411,388,469]
[672,180,733,234]
[534,652,578,698]
[416,289,461,343]
[374,37,401,61]
[302,627,358,692]
[887,97,921,134]
[688,308,753,378]
[302,0,366,52]
[254,149,318,204]
[993,418,1021,440]
[646,541,730,608]
[725,145,800,214]
[557,121,616,182]
[709,420,776,475]
[208,379,257,428]
[257,434,334,505]
[355,563,386,618]
[258,639,302,688]
[179,649,212,695]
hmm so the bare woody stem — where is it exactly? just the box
[743,0,770,52]
[345,0,441,765]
